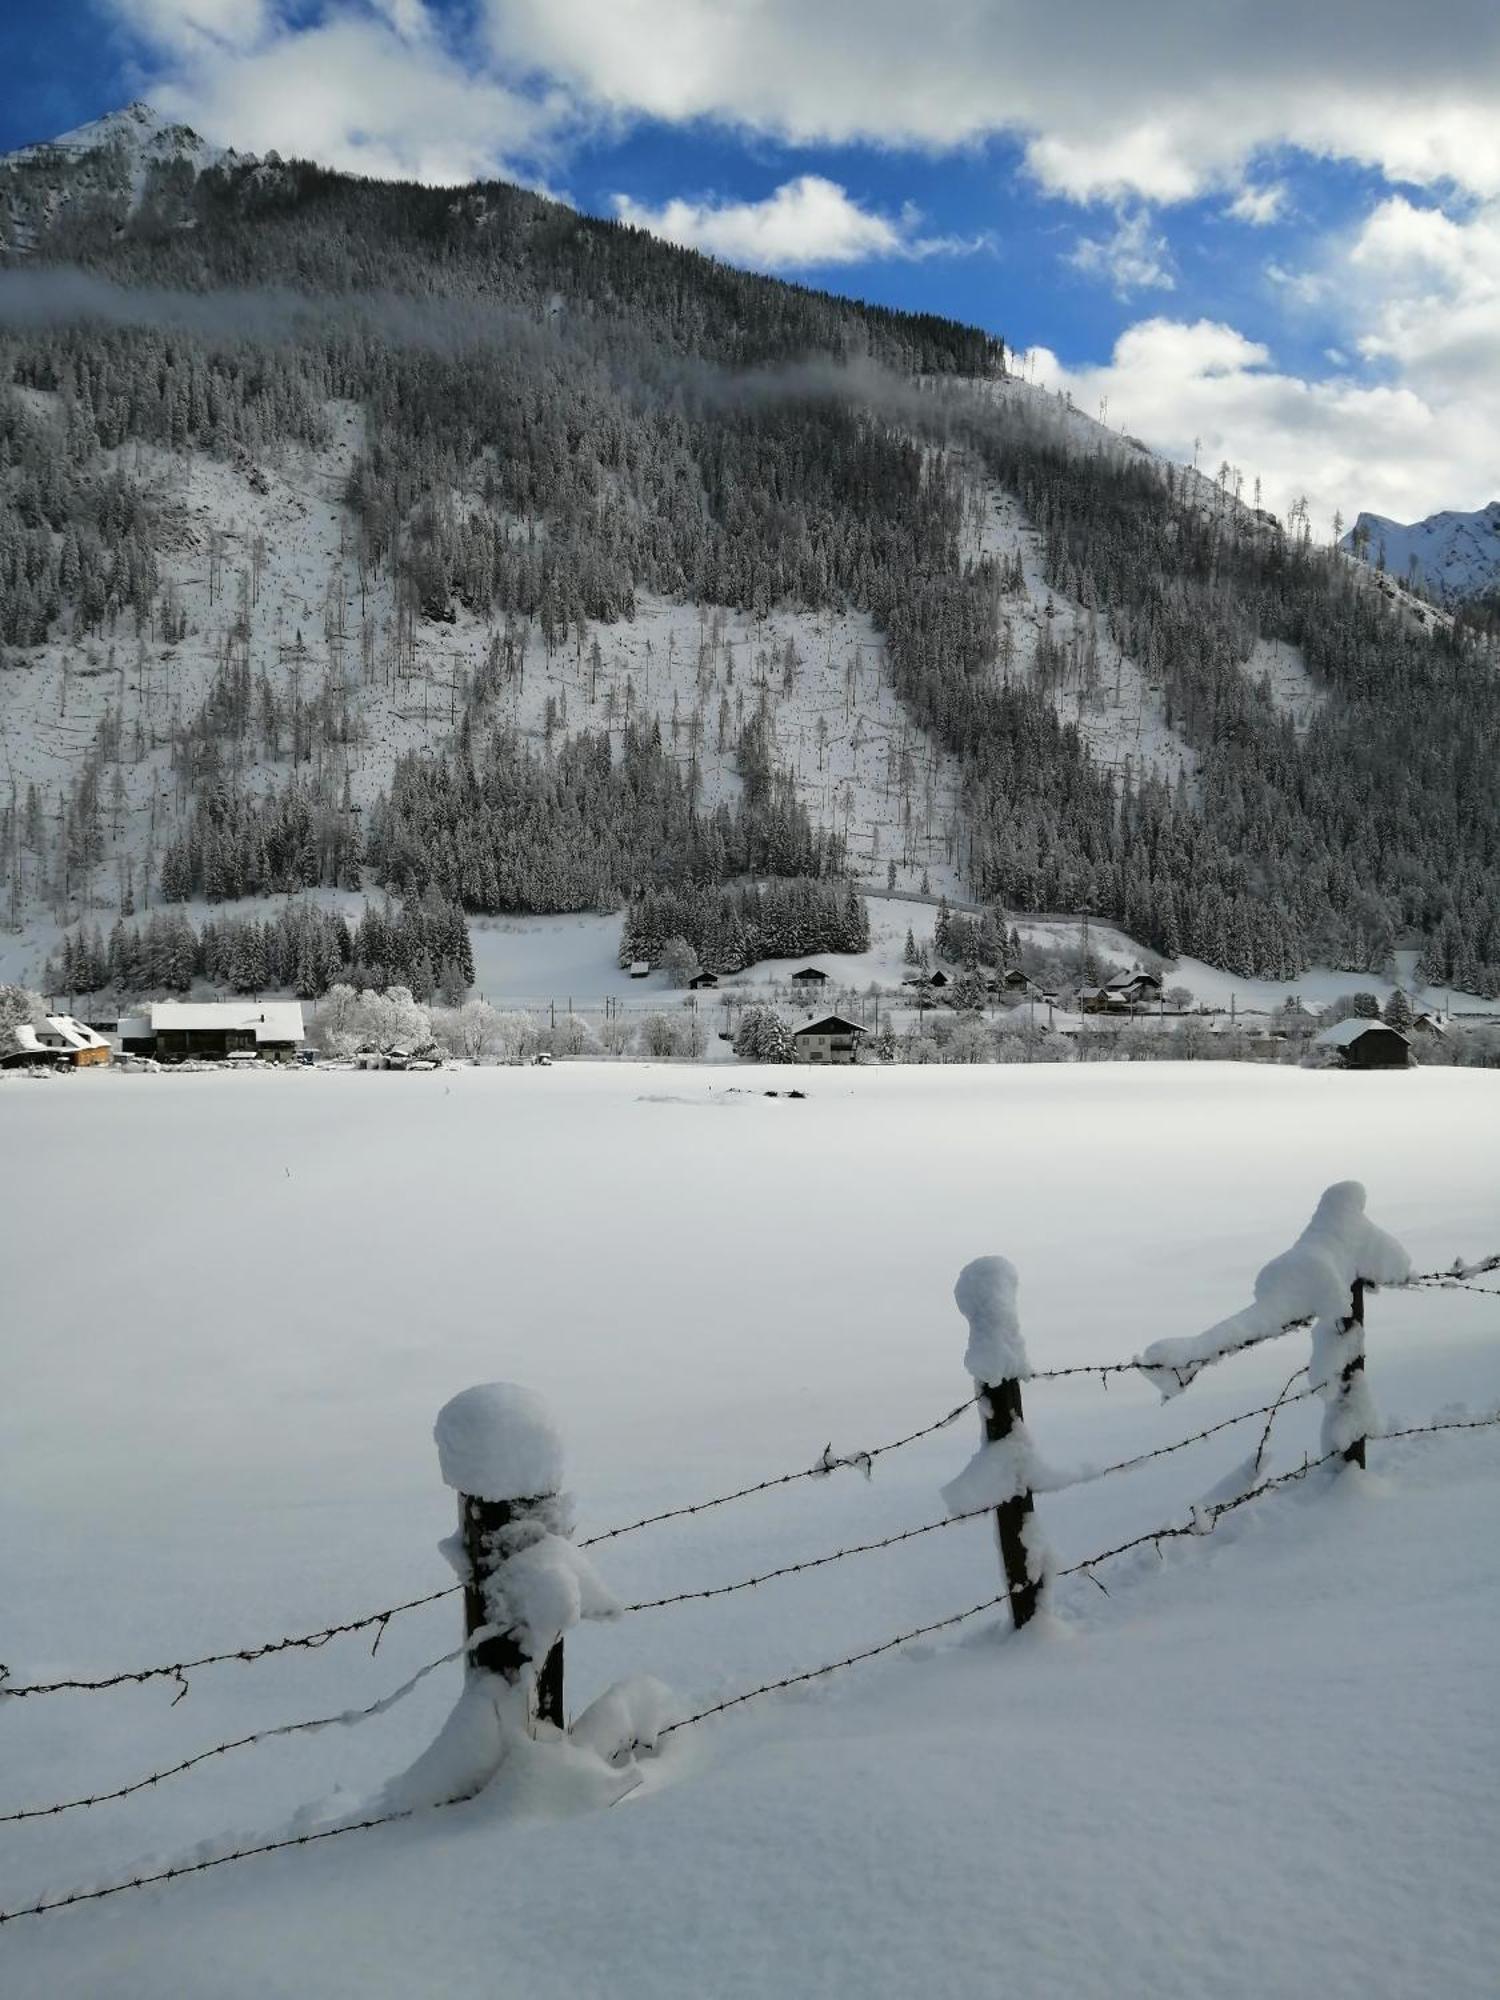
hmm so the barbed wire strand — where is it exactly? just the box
[0,1585,461,1704]
[646,1409,1500,1746]
[576,1397,979,1549]
[618,1383,1322,1615]
[1253,1367,1311,1474]
[0,1647,465,1826]
[2,1278,1490,1705]
[4,1411,1495,1930]
[0,1808,426,1927]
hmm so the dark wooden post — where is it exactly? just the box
[979,1374,1040,1628]
[1337,1277,1367,1470]
[953,1255,1042,1631]
[435,1383,569,1732]
[456,1491,564,1725]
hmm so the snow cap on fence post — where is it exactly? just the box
[947,1256,1046,1628]
[1136,1181,1410,1469]
[954,1255,1029,1385]
[433,1382,617,1723]
[367,1382,621,1819]
[434,1382,565,1503]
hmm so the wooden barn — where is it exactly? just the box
[121,1001,305,1064]
[792,1014,866,1064]
[790,966,830,987]
[1314,1019,1412,1070]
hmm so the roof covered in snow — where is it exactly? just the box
[41,1014,109,1050]
[148,1001,305,1043]
[793,1014,866,1037]
[1315,1017,1410,1048]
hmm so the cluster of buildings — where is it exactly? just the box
[1,1001,308,1071]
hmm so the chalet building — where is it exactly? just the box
[1,1025,68,1070]
[792,1014,866,1064]
[1314,1019,1412,1070]
[119,1001,305,1064]
[790,967,830,987]
[1,1015,111,1069]
[688,971,720,990]
[627,961,651,979]
[1080,971,1163,1014]
[1078,986,1133,1015]
[1110,971,1163,1004]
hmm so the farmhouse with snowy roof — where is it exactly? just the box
[119,1001,305,1064]
[792,1014,866,1064]
[0,1014,111,1069]
[1313,1018,1412,1070]
[790,966,830,986]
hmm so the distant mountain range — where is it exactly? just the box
[1343,501,1500,606]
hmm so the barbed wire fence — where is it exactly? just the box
[2,1214,1497,1929]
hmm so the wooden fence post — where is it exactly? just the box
[981,1373,1040,1629]
[435,1383,568,1728]
[1336,1278,1367,1471]
[952,1256,1043,1630]
[456,1490,564,1726]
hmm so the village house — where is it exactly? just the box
[1313,1019,1412,1070]
[119,1001,306,1064]
[1079,971,1163,1014]
[0,1015,111,1070]
[790,966,830,987]
[1077,985,1133,1015]
[792,1014,866,1064]
[688,971,720,990]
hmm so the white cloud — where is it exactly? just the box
[1067,211,1175,296]
[1227,183,1288,227]
[108,4,562,185]
[611,177,978,270]
[108,0,270,53]
[1030,231,1500,534]
[102,3,1500,209]
[486,0,1500,204]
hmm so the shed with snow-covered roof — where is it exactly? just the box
[1,1015,111,1069]
[1313,1019,1411,1069]
[1,1023,69,1070]
[124,1000,305,1063]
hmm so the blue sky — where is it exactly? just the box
[4,2,1499,530]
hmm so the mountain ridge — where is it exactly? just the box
[1343,500,1500,605]
[2,103,1499,1001]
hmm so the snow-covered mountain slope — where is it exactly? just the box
[0,101,240,255]
[961,467,1197,795]
[0,378,963,971]
[3,101,228,178]
[1343,500,1500,605]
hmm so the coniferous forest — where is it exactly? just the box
[3,127,1499,994]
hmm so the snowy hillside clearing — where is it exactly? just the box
[0,385,963,967]
[2,1064,1497,1996]
[961,470,1198,796]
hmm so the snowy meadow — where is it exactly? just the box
[3,1062,1499,1998]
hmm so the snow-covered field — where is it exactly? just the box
[3,1063,1498,1997]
